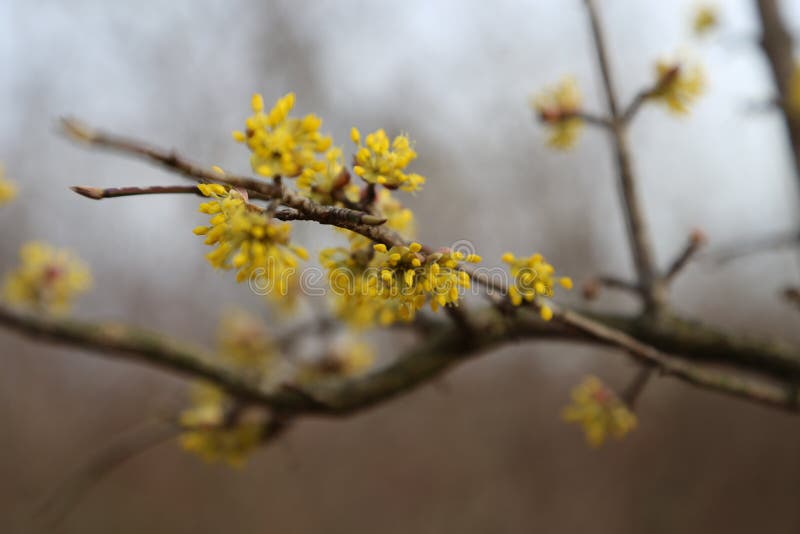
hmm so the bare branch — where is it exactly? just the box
[71,185,201,200]
[581,276,640,300]
[755,0,800,180]
[620,89,651,124]
[573,111,613,128]
[62,118,387,228]
[583,0,665,314]
[620,366,654,408]
[663,229,707,284]
[3,302,800,414]
[782,287,800,312]
[704,229,799,265]
[37,418,178,528]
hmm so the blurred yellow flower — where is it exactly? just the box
[530,76,583,149]
[562,376,637,447]
[2,241,91,314]
[692,4,718,37]
[647,59,705,115]
[179,383,264,468]
[0,165,17,205]
[501,251,572,321]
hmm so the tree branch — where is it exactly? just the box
[756,0,800,182]
[61,121,800,398]
[620,365,654,408]
[62,118,387,229]
[581,275,640,300]
[3,303,800,415]
[583,0,665,314]
[71,185,201,200]
[663,229,706,284]
[63,118,688,368]
[574,111,614,128]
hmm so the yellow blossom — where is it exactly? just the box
[178,311,278,466]
[179,383,264,467]
[531,76,583,149]
[193,184,308,299]
[501,251,572,321]
[351,127,426,192]
[370,242,477,317]
[232,92,331,179]
[562,376,637,447]
[320,242,479,327]
[647,59,705,115]
[2,241,92,314]
[692,4,718,37]
[0,165,17,205]
[319,245,401,328]
[296,147,349,205]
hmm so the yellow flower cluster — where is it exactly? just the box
[372,242,478,314]
[692,4,718,37]
[562,376,637,447]
[501,252,572,321]
[193,184,308,291]
[179,310,276,466]
[0,165,17,205]
[351,128,426,192]
[320,245,406,327]
[2,242,92,314]
[531,77,583,149]
[179,383,264,468]
[320,242,480,326]
[647,59,705,115]
[232,93,332,178]
[296,147,354,205]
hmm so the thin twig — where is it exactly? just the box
[620,89,651,124]
[574,111,614,128]
[37,418,178,528]
[582,276,640,300]
[620,365,653,408]
[583,0,664,314]
[71,185,201,199]
[704,229,799,265]
[755,0,800,180]
[782,287,800,312]
[663,229,706,284]
[62,118,386,228]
